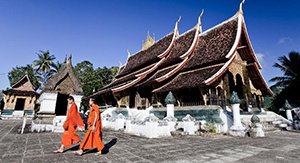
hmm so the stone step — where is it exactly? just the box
[272,120,284,125]
[53,126,64,133]
[278,123,288,128]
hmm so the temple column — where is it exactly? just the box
[222,73,231,105]
[113,94,120,108]
[208,89,212,105]
[203,94,207,106]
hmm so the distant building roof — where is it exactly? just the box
[3,74,38,96]
[43,56,83,95]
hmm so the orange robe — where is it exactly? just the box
[61,103,84,147]
[79,104,104,151]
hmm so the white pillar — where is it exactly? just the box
[230,104,244,130]
[248,104,252,112]
[167,104,174,117]
[286,109,293,122]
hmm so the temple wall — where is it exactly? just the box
[249,80,262,96]
[118,96,129,107]
[3,94,36,110]
[38,92,57,113]
[71,94,83,111]
[228,52,247,83]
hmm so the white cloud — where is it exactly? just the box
[278,37,293,44]
[256,53,265,66]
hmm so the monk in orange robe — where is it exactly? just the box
[54,96,84,153]
[74,98,104,156]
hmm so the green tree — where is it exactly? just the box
[51,61,63,73]
[269,51,300,90]
[269,51,300,112]
[74,61,118,111]
[8,64,41,89]
[95,66,118,88]
[33,50,56,85]
[74,61,98,97]
[74,61,118,97]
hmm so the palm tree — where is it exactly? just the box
[269,51,300,112]
[33,50,56,73]
[270,51,300,90]
[33,50,56,86]
[51,61,63,73]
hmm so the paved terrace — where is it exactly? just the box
[0,120,300,163]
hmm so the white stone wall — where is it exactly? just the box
[71,94,83,111]
[38,92,58,113]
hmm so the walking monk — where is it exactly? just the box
[74,98,104,156]
[54,96,84,153]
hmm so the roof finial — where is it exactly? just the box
[142,31,155,50]
[198,9,204,33]
[67,54,72,64]
[24,71,29,78]
[127,49,131,59]
[174,16,181,37]
[64,54,68,64]
[239,0,245,14]
[119,61,123,67]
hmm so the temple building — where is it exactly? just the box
[37,56,83,117]
[92,4,272,110]
[32,56,83,132]
[2,74,38,118]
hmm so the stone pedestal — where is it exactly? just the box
[163,114,177,132]
[182,114,198,135]
[230,104,244,131]
[250,123,265,138]
[229,104,245,137]
[286,109,293,122]
[52,116,66,133]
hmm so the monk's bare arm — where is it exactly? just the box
[92,113,97,130]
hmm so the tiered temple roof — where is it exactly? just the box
[3,75,38,96]
[43,56,83,95]
[93,5,272,97]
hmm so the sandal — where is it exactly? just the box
[94,151,102,156]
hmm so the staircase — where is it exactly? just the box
[240,111,291,132]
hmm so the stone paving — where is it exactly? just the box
[1,120,300,163]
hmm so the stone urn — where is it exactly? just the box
[249,114,265,138]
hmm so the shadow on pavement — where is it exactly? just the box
[102,138,118,154]
[66,144,80,151]
[82,138,118,155]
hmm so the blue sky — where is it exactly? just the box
[0,0,299,90]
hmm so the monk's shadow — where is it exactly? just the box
[84,138,118,155]
[65,143,80,152]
